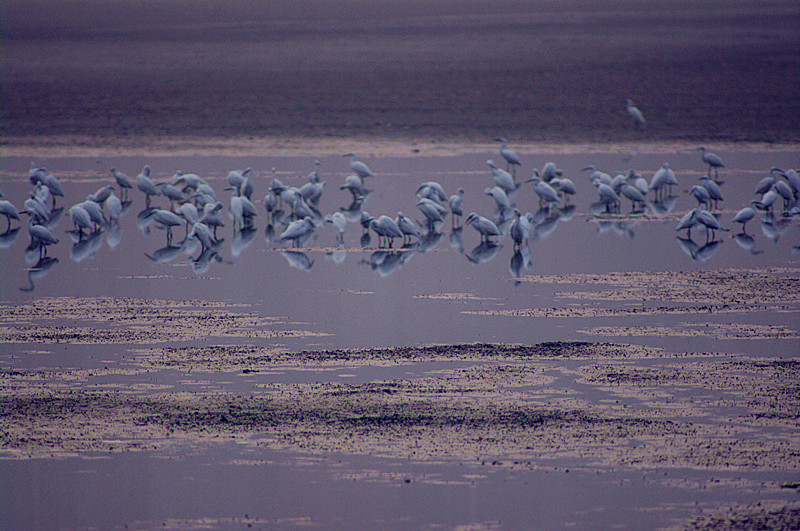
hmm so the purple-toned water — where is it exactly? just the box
[2,146,799,529]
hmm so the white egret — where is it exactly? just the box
[188,221,217,250]
[525,173,559,208]
[550,178,576,205]
[106,193,123,223]
[626,99,645,127]
[160,183,184,207]
[280,216,315,247]
[495,138,522,175]
[699,175,724,209]
[487,159,517,192]
[340,174,368,199]
[485,186,511,210]
[449,188,465,226]
[80,200,107,228]
[416,181,447,203]
[29,223,58,257]
[696,146,724,180]
[465,212,502,241]
[201,202,225,236]
[68,204,93,235]
[370,215,404,247]
[773,181,795,211]
[89,185,114,204]
[780,169,800,198]
[111,168,133,199]
[0,200,20,230]
[690,185,711,207]
[755,168,781,196]
[24,197,50,225]
[508,209,531,248]
[325,211,347,243]
[417,197,447,226]
[179,202,199,226]
[137,166,160,207]
[395,212,420,244]
[344,153,375,180]
[732,201,759,232]
[539,162,563,183]
[620,183,646,211]
[649,163,678,200]
[676,207,699,237]
[583,166,611,185]
[756,188,779,212]
[695,206,725,239]
[597,183,620,212]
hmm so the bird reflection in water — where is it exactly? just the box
[20,256,59,292]
[281,250,315,271]
[467,240,502,265]
[509,245,533,284]
[676,235,723,262]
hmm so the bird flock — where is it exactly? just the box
[2,138,799,286]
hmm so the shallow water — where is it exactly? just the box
[2,146,799,529]
[2,148,799,354]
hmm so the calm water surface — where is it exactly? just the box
[2,147,799,529]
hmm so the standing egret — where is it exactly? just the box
[67,204,93,236]
[780,169,800,199]
[649,163,678,200]
[137,166,160,207]
[417,197,447,227]
[676,207,699,237]
[495,138,522,175]
[487,160,517,193]
[485,186,511,211]
[448,188,465,227]
[626,99,646,128]
[732,201,759,233]
[620,183,646,212]
[280,216,315,247]
[111,168,133,199]
[340,174,368,200]
[325,211,347,244]
[416,181,447,203]
[106,193,123,223]
[29,223,58,257]
[508,209,531,248]
[344,153,375,181]
[550,178,576,206]
[465,212,502,242]
[525,172,559,208]
[695,206,726,240]
[690,185,711,207]
[539,162,563,183]
[370,215,403,248]
[755,168,781,196]
[596,183,620,213]
[0,200,20,231]
[188,221,217,250]
[395,212,420,245]
[699,175,724,209]
[696,147,724,180]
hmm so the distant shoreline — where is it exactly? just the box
[3,135,799,159]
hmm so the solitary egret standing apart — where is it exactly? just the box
[626,99,646,128]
